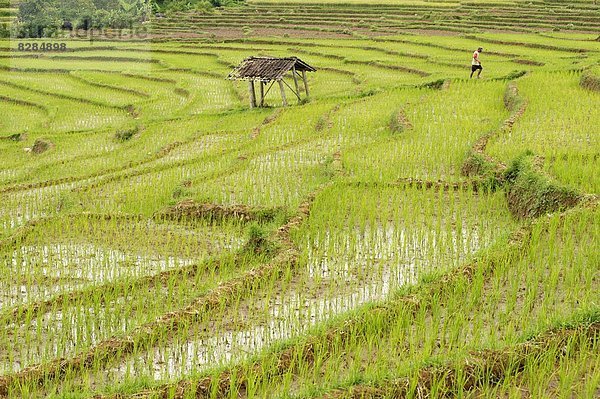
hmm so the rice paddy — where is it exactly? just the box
[0,0,599,397]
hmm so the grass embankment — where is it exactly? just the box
[1,20,599,398]
[0,183,323,396]
[461,80,526,186]
[316,313,599,398]
[90,202,599,398]
[504,152,584,218]
[485,72,600,194]
[464,78,594,218]
[580,67,600,91]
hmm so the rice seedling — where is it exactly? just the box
[487,71,600,193]
[0,8,598,398]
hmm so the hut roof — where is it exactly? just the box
[228,57,316,82]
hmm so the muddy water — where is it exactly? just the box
[0,242,196,310]
[0,169,19,185]
[0,182,85,232]
[0,216,245,311]
[0,200,47,231]
[0,215,248,373]
[1,291,156,374]
[95,220,495,383]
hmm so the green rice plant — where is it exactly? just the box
[237,207,597,399]
[487,71,600,193]
[0,72,144,107]
[504,151,582,218]
[0,22,598,399]
[580,66,600,91]
[343,80,508,182]
[63,183,515,395]
[78,204,598,398]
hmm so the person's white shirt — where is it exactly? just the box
[472,51,481,66]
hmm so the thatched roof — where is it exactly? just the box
[228,57,316,82]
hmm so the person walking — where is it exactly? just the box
[470,47,483,79]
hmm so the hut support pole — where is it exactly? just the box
[282,78,302,101]
[278,79,288,106]
[302,70,310,99]
[259,81,265,107]
[292,67,300,101]
[248,80,257,108]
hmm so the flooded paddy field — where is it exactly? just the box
[1,1,599,396]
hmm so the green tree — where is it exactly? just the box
[17,0,62,37]
[59,0,96,29]
[15,0,151,37]
[93,0,120,8]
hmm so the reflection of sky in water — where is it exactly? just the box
[0,184,79,230]
[108,221,490,380]
[0,243,196,310]
[0,217,246,373]
[0,297,132,374]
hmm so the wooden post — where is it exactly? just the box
[302,70,310,99]
[278,79,288,107]
[248,80,257,108]
[292,67,300,100]
[259,81,265,107]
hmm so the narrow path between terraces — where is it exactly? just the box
[2,74,598,398]
[84,77,600,399]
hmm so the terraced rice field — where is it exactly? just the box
[1,0,599,397]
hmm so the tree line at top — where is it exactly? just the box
[8,0,244,38]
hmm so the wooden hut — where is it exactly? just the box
[228,57,316,108]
